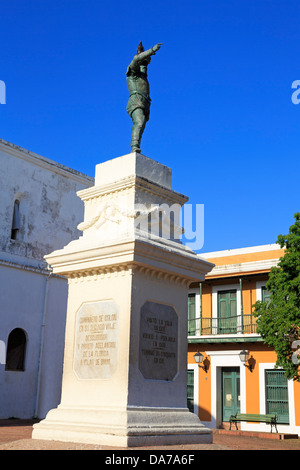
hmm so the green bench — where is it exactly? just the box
[229,413,278,433]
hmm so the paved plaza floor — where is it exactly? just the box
[0,420,299,450]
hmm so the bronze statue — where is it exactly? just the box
[126,42,162,153]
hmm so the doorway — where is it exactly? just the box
[222,367,240,421]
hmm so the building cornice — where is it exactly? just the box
[0,138,94,186]
[200,243,281,259]
[0,256,65,278]
[205,258,280,278]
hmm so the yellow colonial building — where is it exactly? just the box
[187,244,300,435]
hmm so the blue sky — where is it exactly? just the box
[1,0,300,253]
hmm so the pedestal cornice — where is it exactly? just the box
[45,236,214,284]
[77,175,188,206]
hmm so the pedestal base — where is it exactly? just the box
[33,152,214,448]
[33,406,212,447]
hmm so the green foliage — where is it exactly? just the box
[253,213,300,381]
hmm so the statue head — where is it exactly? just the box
[137,41,151,67]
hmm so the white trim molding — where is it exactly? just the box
[256,280,267,302]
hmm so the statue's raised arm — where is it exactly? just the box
[126,42,162,154]
[127,43,162,74]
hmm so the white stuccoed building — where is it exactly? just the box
[0,138,93,419]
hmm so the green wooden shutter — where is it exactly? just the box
[187,369,195,413]
[188,294,196,335]
[218,290,237,333]
[265,370,289,424]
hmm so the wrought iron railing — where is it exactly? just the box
[188,314,258,336]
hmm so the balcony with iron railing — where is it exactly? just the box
[188,314,259,338]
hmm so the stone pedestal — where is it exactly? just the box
[32,152,214,447]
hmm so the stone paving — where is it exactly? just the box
[0,420,299,450]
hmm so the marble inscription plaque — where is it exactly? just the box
[74,300,119,380]
[139,301,178,381]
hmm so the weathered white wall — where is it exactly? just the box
[36,275,69,419]
[0,139,93,263]
[0,139,93,418]
[0,265,65,418]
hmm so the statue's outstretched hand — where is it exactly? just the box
[152,43,163,52]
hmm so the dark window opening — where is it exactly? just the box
[5,328,27,371]
[187,369,195,413]
[11,199,20,240]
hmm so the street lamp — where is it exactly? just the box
[239,349,249,364]
[239,349,253,372]
[193,351,208,372]
[193,351,203,364]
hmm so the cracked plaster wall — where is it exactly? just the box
[0,146,93,264]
